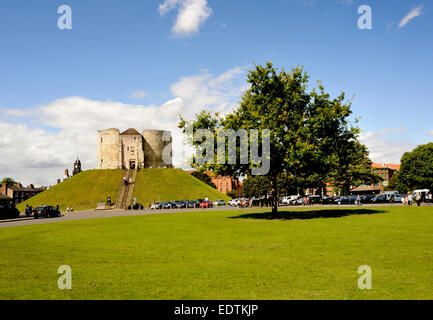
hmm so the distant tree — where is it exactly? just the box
[399,143,433,191]
[226,190,238,199]
[190,171,217,189]
[383,172,407,193]
[242,176,271,198]
[328,141,382,195]
[1,178,16,187]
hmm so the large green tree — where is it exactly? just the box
[179,62,370,213]
[190,171,217,189]
[399,143,433,191]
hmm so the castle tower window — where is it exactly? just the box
[101,137,103,143]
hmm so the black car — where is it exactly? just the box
[34,206,61,219]
[371,194,386,203]
[360,194,374,204]
[177,201,188,209]
[321,196,336,204]
[187,200,200,208]
[163,201,177,209]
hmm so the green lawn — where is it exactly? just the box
[1,206,433,299]
[133,168,230,206]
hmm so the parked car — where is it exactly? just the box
[200,200,213,208]
[163,201,177,209]
[229,199,240,206]
[308,195,322,204]
[371,194,386,204]
[150,202,164,209]
[360,194,374,204]
[392,194,404,203]
[321,196,336,205]
[177,200,188,209]
[334,196,356,205]
[187,200,200,208]
[34,206,60,219]
[214,199,226,206]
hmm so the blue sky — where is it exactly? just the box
[0,0,432,185]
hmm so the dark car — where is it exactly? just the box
[321,196,336,205]
[187,200,200,208]
[0,199,20,219]
[371,194,386,204]
[334,196,356,205]
[360,195,374,204]
[34,206,60,219]
[163,201,177,209]
[177,201,188,209]
[308,195,322,204]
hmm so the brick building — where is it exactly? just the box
[0,182,45,205]
[186,171,243,196]
[322,163,401,196]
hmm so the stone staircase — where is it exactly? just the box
[116,169,137,209]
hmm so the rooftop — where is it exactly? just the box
[120,128,141,136]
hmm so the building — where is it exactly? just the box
[97,128,172,170]
[351,163,400,195]
[187,171,243,196]
[0,182,45,205]
[321,162,401,196]
[73,158,82,175]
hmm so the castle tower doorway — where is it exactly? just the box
[129,160,136,169]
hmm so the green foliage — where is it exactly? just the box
[190,171,217,189]
[1,177,16,187]
[179,62,369,212]
[226,190,238,199]
[399,143,433,191]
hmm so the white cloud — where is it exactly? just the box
[399,4,424,28]
[130,91,149,99]
[0,67,246,186]
[359,128,415,164]
[159,0,212,37]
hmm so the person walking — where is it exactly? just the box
[357,194,361,206]
[401,194,406,206]
[416,192,422,207]
[407,193,413,206]
[25,204,30,217]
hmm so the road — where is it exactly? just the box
[0,203,426,229]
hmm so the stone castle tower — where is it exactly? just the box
[97,128,172,170]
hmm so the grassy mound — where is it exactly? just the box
[17,170,124,212]
[17,168,229,212]
[132,168,230,206]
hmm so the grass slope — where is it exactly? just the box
[132,168,230,206]
[17,170,124,212]
[1,206,433,299]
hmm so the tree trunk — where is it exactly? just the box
[272,176,278,214]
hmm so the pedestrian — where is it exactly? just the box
[123,176,127,186]
[407,193,413,206]
[357,194,361,206]
[416,192,422,207]
[401,194,406,206]
[25,204,30,217]
[129,178,133,185]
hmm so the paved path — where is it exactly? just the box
[0,203,429,229]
